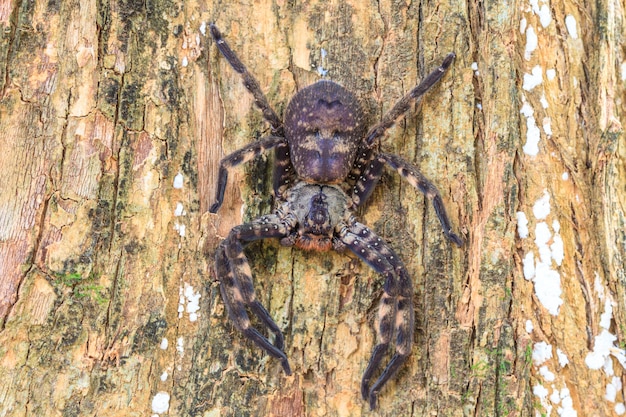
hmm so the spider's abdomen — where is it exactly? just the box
[284,80,366,183]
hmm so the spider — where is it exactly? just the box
[209,24,463,409]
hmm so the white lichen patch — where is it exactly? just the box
[606,376,622,402]
[520,17,527,33]
[174,222,186,237]
[520,191,564,315]
[184,283,201,322]
[517,211,529,238]
[178,283,201,322]
[539,365,555,381]
[520,102,534,118]
[151,391,170,414]
[471,62,480,76]
[525,26,538,60]
[550,222,564,266]
[526,0,552,28]
[523,251,535,280]
[532,190,551,219]
[174,202,185,217]
[542,117,553,136]
[523,65,543,91]
[581,275,626,413]
[556,349,569,368]
[533,341,553,366]
[557,386,577,417]
[534,376,579,416]
[550,388,561,405]
[176,337,184,356]
[533,261,563,315]
[316,48,329,76]
[585,275,626,375]
[594,272,606,299]
[534,383,549,399]
[537,4,552,28]
[160,337,169,350]
[173,173,184,189]
[520,101,542,156]
[533,383,555,416]
[565,15,578,39]
[599,297,613,329]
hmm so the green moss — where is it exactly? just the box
[53,272,109,305]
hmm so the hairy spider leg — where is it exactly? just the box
[380,153,463,247]
[349,148,385,207]
[216,214,296,374]
[272,142,296,201]
[346,147,373,186]
[210,24,283,132]
[348,151,463,246]
[210,24,296,204]
[209,135,286,213]
[215,246,290,371]
[365,52,456,146]
[347,53,456,208]
[338,222,414,410]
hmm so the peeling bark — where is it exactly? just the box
[0,0,624,416]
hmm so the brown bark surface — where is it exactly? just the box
[0,0,624,416]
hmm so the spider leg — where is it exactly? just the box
[380,153,463,246]
[349,148,384,207]
[210,135,286,213]
[210,24,283,133]
[337,222,414,410]
[217,214,295,374]
[349,55,455,208]
[272,142,296,201]
[366,53,455,146]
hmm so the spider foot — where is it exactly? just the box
[209,23,221,39]
[209,201,220,213]
[368,391,379,411]
[361,351,409,410]
[242,326,292,375]
[360,343,388,409]
[281,357,292,376]
[447,230,464,247]
[361,379,380,410]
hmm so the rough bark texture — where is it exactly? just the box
[0,0,624,416]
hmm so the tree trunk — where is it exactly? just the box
[1,0,624,416]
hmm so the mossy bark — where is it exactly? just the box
[0,0,624,416]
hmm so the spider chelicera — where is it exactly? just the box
[209,24,463,409]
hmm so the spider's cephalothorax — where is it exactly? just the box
[209,24,463,410]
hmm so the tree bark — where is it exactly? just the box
[0,0,624,416]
